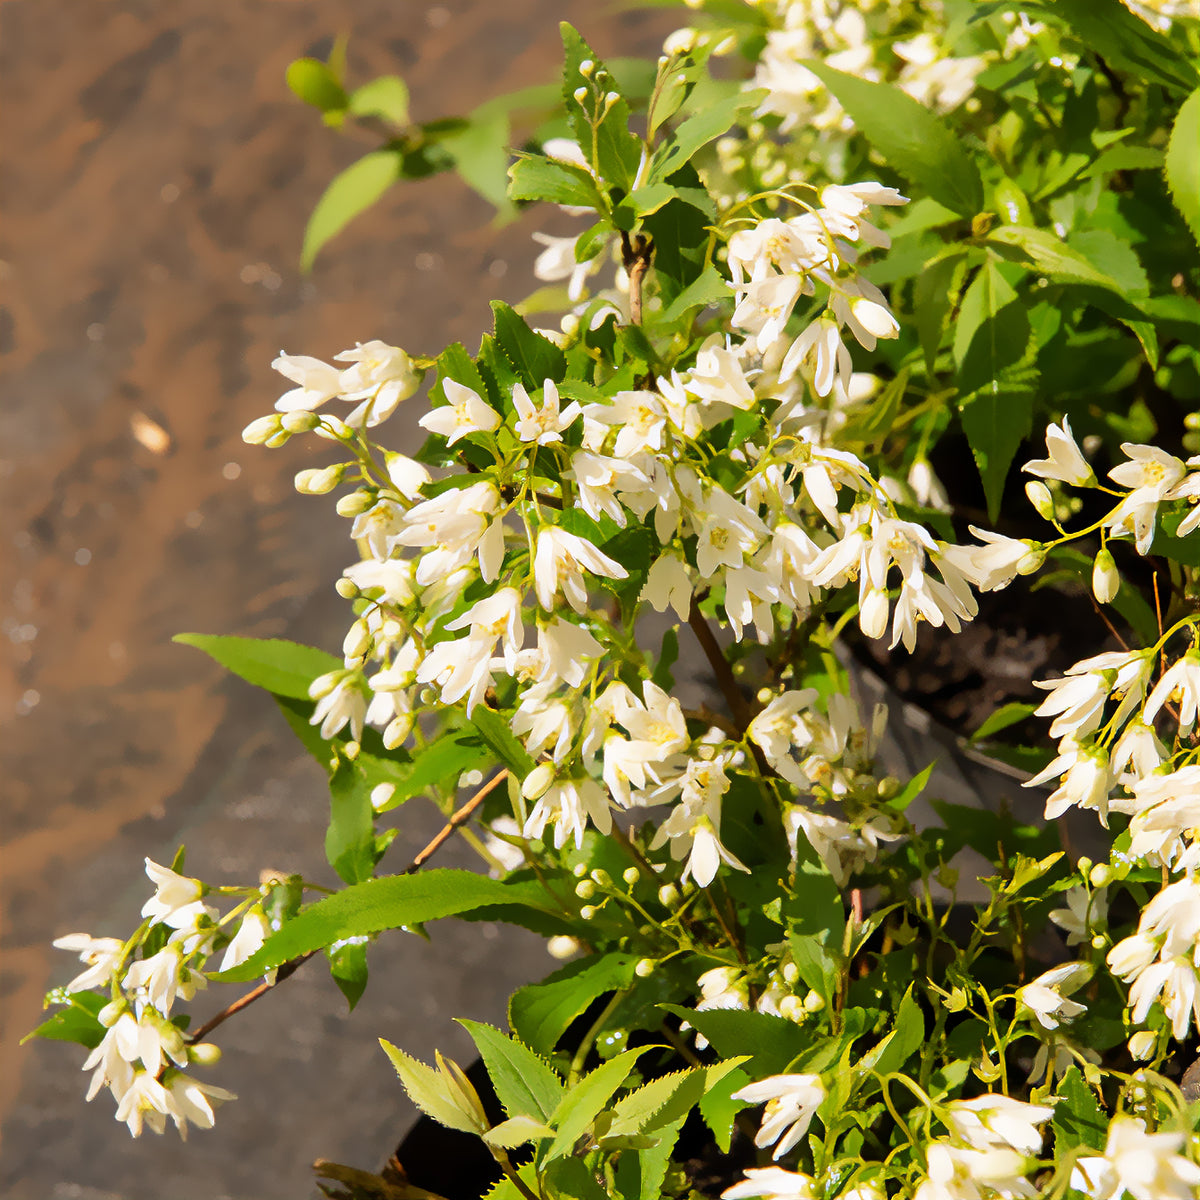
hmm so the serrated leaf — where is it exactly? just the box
[470,704,535,778]
[547,1157,610,1200]
[860,987,924,1078]
[508,154,603,209]
[347,76,409,126]
[212,869,562,982]
[1053,1065,1107,1151]
[490,302,566,391]
[458,1020,564,1123]
[959,360,1037,522]
[545,1047,650,1162]
[380,1040,487,1134]
[608,1060,746,1139]
[649,89,764,181]
[803,62,982,216]
[984,226,1122,290]
[286,58,347,112]
[660,1007,810,1077]
[915,250,969,373]
[659,264,730,324]
[301,150,402,271]
[483,1116,556,1149]
[509,952,639,1056]
[174,634,340,699]
[612,1114,685,1200]
[698,1065,750,1154]
[1167,88,1200,252]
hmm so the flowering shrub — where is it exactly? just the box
[30,1,1200,1197]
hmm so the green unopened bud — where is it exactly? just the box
[342,619,372,660]
[264,429,292,449]
[590,868,611,888]
[1128,1030,1157,1061]
[295,463,347,495]
[435,1050,490,1134]
[622,867,640,887]
[242,414,283,444]
[522,763,556,801]
[189,1041,223,1066]
[1025,479,1055,521]
[575,880,596,901]
[1077,856,1093,877]
[1093,548,1119,604]
[658,884,680,908]
[1017,543,1047,575]
[634,958,656,978]
[1090,863,1115,888]
[572,86,589,104]
[335,577,358,599]
[580,904,599,920]
[280,409,321,434]
[335,491,375,518]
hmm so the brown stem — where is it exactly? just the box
[187,951,317,1043]
[404,769,509,874]
[620,230,653,326]
[688,598,751,730]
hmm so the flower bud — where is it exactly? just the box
[850,298,900,340]
[579,59,595,76]
[1077,856,1093,877]
[335,577,358,599]
[242,414,282,444]
[859,588,890,639]
[779,995,804,1021]
[658,884,680,908]
[314,414,351,441]
[281,409,321,434]
[1090,863,1114,888]
[1016,543,1047,575]
[622,867,640,887]
[189,1041,223,1066]
[781,961,799,985]
[803,990,825,1013]
[1091,933,1107,951]
[634,958,655,978]
[579,904,599,920]
[590,868,611,888]
[1093,548,1119,604]
[575,880,596,901]
[382,712,414,749]
[335,490,375,517]
[371,783,396,812]
[308,670,342,700]
[522,763,556,801]
[1025,479,1055,521]
[572,86,589,104]
[264,429,292,449]
[295,463,347,495]
[547,935,581,960]
[342,620,371,659]
[1128,1030,1157,1061]
[572,862,588,878]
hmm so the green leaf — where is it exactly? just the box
[970,702,1037,743]
[607,1060,746,1139]
[23,991,106,1049]
[1036,0,1199,93]
[660,1006,810,1077]
[470,704,536,778]
[915,251,969,373]
[508,154,604,210]
[443,110,512,209]
[174,634,340,699]
[301,150,402,271]
[213,869,562,982]
[860,987,924,1078]
[545,1046,651,1162]
[509,952,639,1056]
[286,58,348,112]
[984,226,1123,290]
[548,1158,610,1200]
[698,1065,750,1153]
[373,730,492,813]
[327,938,368,1009]
[1167,87,1200,252]
[327,758,376,884]
[659,264,730,324]
[347,76,409,126]
[802,62,982,216]
[490,302,566,390]
[649,89,764,181]
[380,1041,488,1134]
[483,1116,556,1149]
[959,364,1036,522]
[458,1020,564,1124]
[641,193,711,303]
[1067,230,1147,297]
[614,183,679,228]
[1053,1065,1107,1151]
[612,1115,685,1200]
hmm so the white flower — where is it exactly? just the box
[114,1070,173,1137]
[219,908,271,975]
[566,451,646,527]
[1143,650,1200,732]
[1106,443,1187,555]
[1072,1116,1200,1200]
[82,1011,140,1101]
[780,317,852,397]
[523,778,612,849]
[915,1141,1035,1200]
[532,231,601,301]
[272,352,342,413]
[1023,417,1095,486]
[641,552,692,621]
[395,481,504,584]
[696,965,749,1013]
[52,933,126,994]
[141,859,208,930]
[585,390,668,458]
[649,758,747,886]
[1049,885,1108,946]
[512,379,581,445]
[944,1094,1053,1156]
[722,1167,818,1200]
[308,674,366,742]
[748,690,818,787]
[418,379,501,445]
[1015,963,1092,1031]
[125,945,202,1016]
[732,1074,826,1159]
[333,340,422,427]
[163,1071,237,1140]
[533,526,627,613]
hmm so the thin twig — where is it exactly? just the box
[187,951,317,1043]
[404,769,510,874]
[688,597,752,730]
[620,231,653,326]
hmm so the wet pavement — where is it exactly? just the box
[0,3,674,1196]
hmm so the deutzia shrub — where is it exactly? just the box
[31,2,1200,1197]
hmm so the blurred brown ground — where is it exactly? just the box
[0,2,673,1195]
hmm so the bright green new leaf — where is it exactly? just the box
[325,758,376,884]
[442,111,512,209]
[1053,1065,1107,1151]
[803,61,983,216]
[212,869,563,982]
[509,952,639,1056]
[482,1116,556,1149]
[490,301,566,390]
[659,264,730,324]
[327,938,368,1009]
[301,150,402,271]
[970,702,1038,744]
[1166,87,1200,251]
[860,987,925,1078]
[23,991,106,1050]
[698,1065,750,1153]
[607,1060,746,1140]
[458,1019,564,1124]
[545,1047,650,1163]
[286,57,348,113]
[347,76,409,126]
[660,1006,811,1077]
[470,702,536,778]
[508,154,604,210]
[985,226,1124,291]
[380,1041,489,1134]
[174,633,340,699]
[649,89,765,181]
